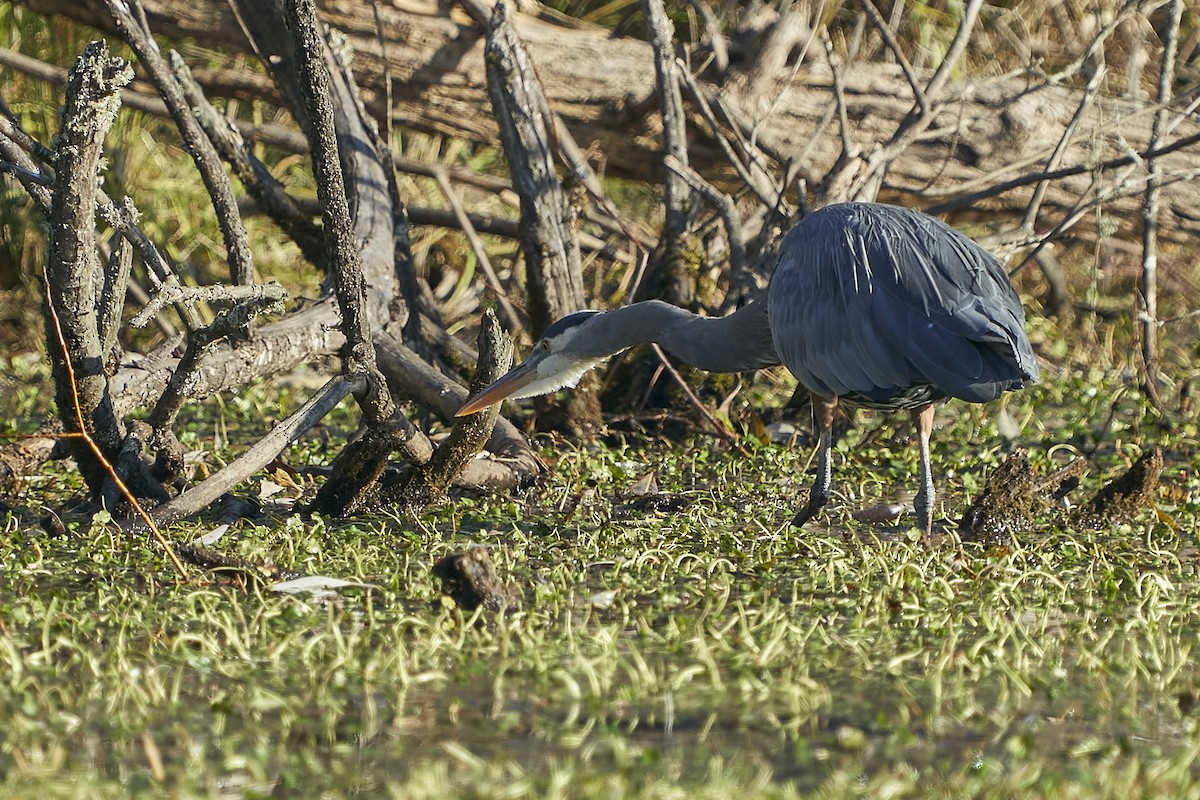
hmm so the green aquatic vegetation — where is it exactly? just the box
[2,387,1199,798]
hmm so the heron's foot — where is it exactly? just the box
[913,501,934,540]
[791,493,829,528]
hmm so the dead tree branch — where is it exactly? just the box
[387,309,513,508]
[101,0,256,287]
[637,0,693,307]
[43,40,133,495]
[483,1,586,334]
[1139,0,1183,413]
[146,374,365,529]
[283,0,430,514]
[168,50,327,268]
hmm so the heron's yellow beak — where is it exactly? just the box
[455,358,540,416]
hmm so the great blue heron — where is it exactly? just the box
[457,202,1039,534]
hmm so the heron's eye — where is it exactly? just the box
[538,340,551,353]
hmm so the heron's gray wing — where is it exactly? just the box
[768,204,1037,403]
[769,220,918,400]
[873,209,1039,398]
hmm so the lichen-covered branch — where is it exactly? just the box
[389,309,513,508]
[43,40,131,494]
[284,0,394,424]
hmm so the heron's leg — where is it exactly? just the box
[911,403,937,537]
[792,394,838,528]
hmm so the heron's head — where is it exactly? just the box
[456,310,605,416]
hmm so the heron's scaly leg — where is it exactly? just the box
[911,403,937,536]
[792,394,838,528]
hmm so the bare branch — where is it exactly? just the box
[859,0,924,113]
[389,309,514,507]
[841,0,984,201]
[146,374,365,529]
[684,0,728,75]
[638,0,693,306]
[130,281,286,329]
[101,0,256,286]
[145,287,286,437]
[44,40,131,494]
[283,0,395,425]
[97,233,133,364]
[168,50,326,267]
[1019,65,1107,236]
[484,0,585,332]
[1139,0,1184,413]
[0,117,53,214]
[677,65,782,210]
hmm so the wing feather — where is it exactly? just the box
[768,203,1039,405]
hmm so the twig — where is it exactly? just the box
[662,154,747,290]
[677,66,781,209]
[547,107,654,265]
[45,276,187,578]
[746,3,825,152]
[650,344,742,447]
[860,0,924,113]
[101,0,257,286]
[1020,64,1107,235]
[432,166,523,333]
[99,195,203,332]
[844,0,984,201]
[810,31,863,208]
[1044,0,1151,85]
[796,15,865,191]
[825,35,853,157]
[1139,0,1182,414]
[1004,161,1200,273]
[146,289,286,435]
[922,0,982,100]
[925,129,1200,216]
[368,0,394,157]
[0,120,53,214]
[98,233,133,363]
[130,280,287,329]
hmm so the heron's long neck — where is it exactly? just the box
[597,300,779,372]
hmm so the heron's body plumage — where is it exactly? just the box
[768,203,1038,410]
